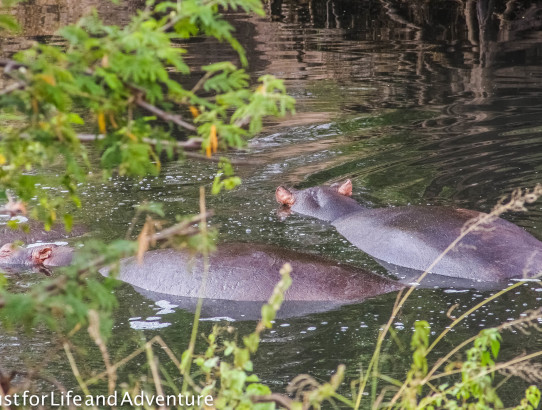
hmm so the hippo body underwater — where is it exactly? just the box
[103,243,403,302]
[101,243,404,318]
[276,181,542,282]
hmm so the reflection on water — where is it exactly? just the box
[2,0,542,405]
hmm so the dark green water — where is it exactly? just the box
[2,0,542,407]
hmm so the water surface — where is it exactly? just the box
[3,0,542,406]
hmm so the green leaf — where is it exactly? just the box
[0,14,19,32]
[490,338,500,359]
[180,350,192,373]
[243,332,260,353]
[136,202,165,217]
[527,386,541,408]
[63,213,73,232]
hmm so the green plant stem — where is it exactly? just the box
[371,339,380,405]
[331,392,356,408]
[377,373,402,387]
[63,342,96,409]
[181,186,210,393]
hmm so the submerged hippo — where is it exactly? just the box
[0,243,74,267]
[276,180,542,282]
[101,243,403,317]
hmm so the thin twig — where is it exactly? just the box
[150,211,213,243]
[0,81,25,96]
[183,150,258,165]
[77,134,257,164]
[0,58,26,69]
[135,95,196,131]
[77,133,202,151]
[146,345,166,410]
[190,70,214,95]
[159,13,183,33]
[181,187,210,392]
[85,336,161,386]
[87,310,117,395]
[63,342,96,410]
[251,394,295,408]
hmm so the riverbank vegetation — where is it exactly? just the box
[0,0,540,408]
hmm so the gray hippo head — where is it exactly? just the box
[275,180,362,222]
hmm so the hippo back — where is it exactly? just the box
[332,206,542,282]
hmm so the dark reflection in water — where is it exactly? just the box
[3,0,542,406]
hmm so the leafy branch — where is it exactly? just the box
[0,0,294,226]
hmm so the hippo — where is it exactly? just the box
[0,243,74,267]
[101,243,404,318]
[276,180,542,282]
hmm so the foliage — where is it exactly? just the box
[212,157,242,194]
[399,323,539,410]
[0,0,294,227]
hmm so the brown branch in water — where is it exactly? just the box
[190,70,214,95]
[21,132,254,164]
[183,151,258,165]
[0,58,26,70]
[73,134,256,164]
[76,133,203,151]
[135,94,196,131]
[0,81,25,95]
[149,211,214,244]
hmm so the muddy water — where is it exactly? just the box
[2,0,542,406]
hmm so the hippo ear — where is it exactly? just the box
[337,180,353,197]
[275,186,296,206]
[32,247,53,265]
[0,243,14,257]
